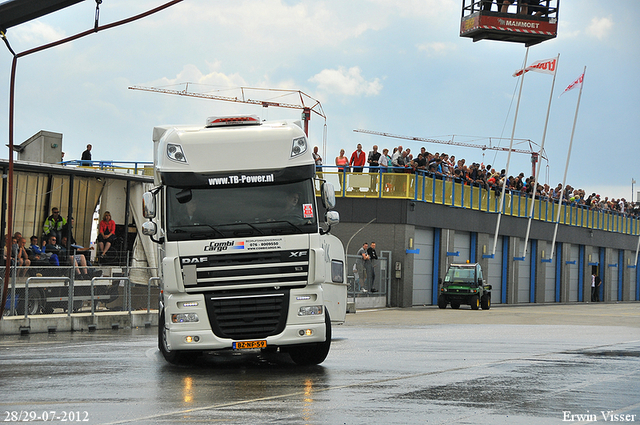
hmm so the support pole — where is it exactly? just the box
[550,66,587,260]
[522,54,560,259]
[493,47,529,255]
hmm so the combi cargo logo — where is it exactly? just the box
[204,241,245,252]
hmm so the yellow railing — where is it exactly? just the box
[319,170,640,236]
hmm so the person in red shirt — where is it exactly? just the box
[350,144,366,173]
[97,211,116,259]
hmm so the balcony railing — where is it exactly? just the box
[61,160,153,176]
[317,167,640,236]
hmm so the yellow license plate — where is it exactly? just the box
[233,340,267,350]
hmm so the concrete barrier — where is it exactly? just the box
[0,310,159,335]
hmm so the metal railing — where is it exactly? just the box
[346,254,390,299]
[60,160,153,176]
[2,265,160,319]
[317,167,640,236]
[23,277,71,318]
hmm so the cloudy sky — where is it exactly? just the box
[1,0,638,200]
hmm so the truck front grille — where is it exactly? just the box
[204,290,289,340]
[181,250,309,290]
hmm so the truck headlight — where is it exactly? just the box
[298,305,323,316]
[167,143,187,163]
[172,313,199,323]
[290,137,307,158]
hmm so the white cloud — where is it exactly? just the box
[417,42,457,56]
[309,66,383,96]
[10,21,66,45]
[588,16,613,40]
[172,1,388,49]
[151,64,249,89]
[368,0,458,18]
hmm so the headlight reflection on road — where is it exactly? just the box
[302,379,314,422]
[183,376,194,403]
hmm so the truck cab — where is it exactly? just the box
[142,115,347,365]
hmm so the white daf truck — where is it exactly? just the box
[142,115,346,365]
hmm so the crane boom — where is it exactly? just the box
[128,85,326,119]
[353,128,544,157]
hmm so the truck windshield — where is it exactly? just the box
[443,267,475,284]
[165,180,318,241]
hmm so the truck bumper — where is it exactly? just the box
[162,289,327,352]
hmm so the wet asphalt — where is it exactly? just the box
[1,303,639,424]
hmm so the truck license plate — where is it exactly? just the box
[233,340,267,350]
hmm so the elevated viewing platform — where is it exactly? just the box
[317,167,640,310]
[319,167,639,236]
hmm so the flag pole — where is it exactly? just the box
[634,178,639,267]
[492,47,529,256]
[521,54,560,259]
[549,66,587,260]
[635,231,640,267]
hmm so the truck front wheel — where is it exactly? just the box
[158,310,201,365]
[287,311,331,366]
[438,295,447,309]
[470,295,480,310]
[481,294,491,310]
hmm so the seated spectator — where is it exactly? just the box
[60,235,96,279]
[44,235,61,266]
[97,211,117,259]
[10,234,18,262]
[43,207,66,243]
[16,237,31,277]
[47,235,90,280]
[28,235,51,267]
[61,217,94,259]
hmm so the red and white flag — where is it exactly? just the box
[560,73,584,96]
[513,57,558,77]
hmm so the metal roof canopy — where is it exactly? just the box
[0,159,153,183]
[0,0,86,31]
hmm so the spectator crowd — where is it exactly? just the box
[328,143,640,218]
[2,207,110,279]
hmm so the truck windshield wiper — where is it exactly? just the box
[170,224,224,238]
[216,222,265,237]
[254,220,304,234]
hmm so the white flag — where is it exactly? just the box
[560,73,584,96]
[513,57,558,77]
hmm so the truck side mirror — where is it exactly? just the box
[143,192,156,219]
[321,182,336,210]
[325,210,339,226]
[142,221,157,236]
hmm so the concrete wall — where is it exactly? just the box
[329,197,640,307]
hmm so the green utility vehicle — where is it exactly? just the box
[438,263,491,310]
